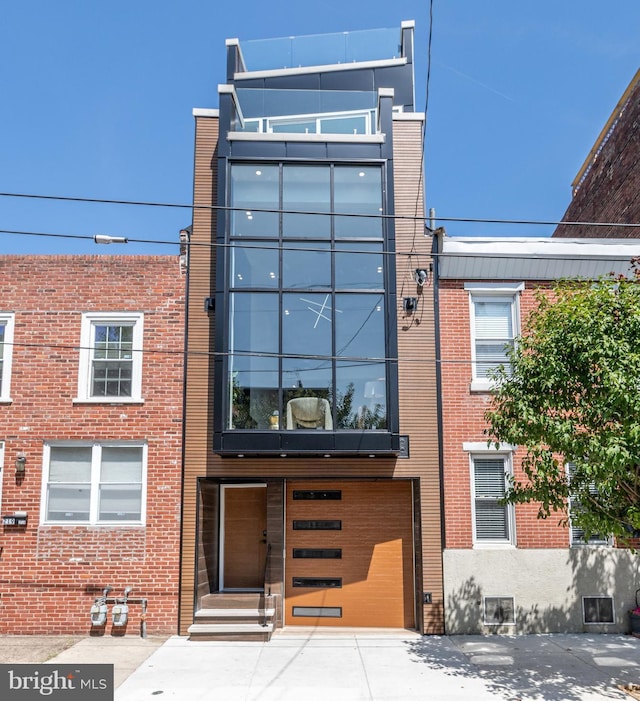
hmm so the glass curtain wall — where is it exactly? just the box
[228,163,387,431]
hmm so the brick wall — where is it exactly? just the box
[439,279,569,550]
[0,255,185,635]
[554,75,640,238]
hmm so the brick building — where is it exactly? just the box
[0,255,185,635]
[435,234,640,634]
[554,69,640,238]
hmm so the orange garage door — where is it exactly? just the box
[285,480,415,628]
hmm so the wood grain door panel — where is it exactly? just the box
[222,485,267,589]
[286,480,414,627]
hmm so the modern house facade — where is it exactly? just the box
[435,234,640,634]
[0,255,185,635]
[180,22,444,639]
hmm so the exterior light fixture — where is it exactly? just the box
[403,297,418,313]
[94,235,128,244]
[414,268,428,286]
[15,453,26,474]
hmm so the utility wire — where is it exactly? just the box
[2,190,640,230]
[4,227,640,266]
[0,339,485,367]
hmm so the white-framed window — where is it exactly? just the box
[41,441,147,525]
[76,313,144,403]
[465,443,516,547]
[483,596,516,626]
[0,313,15,402]
[567,463,611,546]
[465,283,523,392]
[582,595,615,624]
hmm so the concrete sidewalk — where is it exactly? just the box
[105,630,640,701]
[4,630,636,700]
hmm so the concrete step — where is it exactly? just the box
[187,622,274,642]
[194,608,275,619]
[201,593,265,608]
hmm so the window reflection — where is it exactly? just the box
[227,162,390,433]
[231,242,279,288]
[336,361,387,429]
[283,166,330,238]
[334,166,383,238]
[283,243,331,289]
[335,243,383,289]
[230,164,279,237]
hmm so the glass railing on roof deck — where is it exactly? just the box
[233,89,379,136]
[238,27,400,72]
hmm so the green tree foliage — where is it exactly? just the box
[485,269,640,544]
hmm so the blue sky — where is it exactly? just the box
[1,1,638,255]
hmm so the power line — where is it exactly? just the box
[2,339,467,366]
[2,190,640,230]
[4,227,640,268]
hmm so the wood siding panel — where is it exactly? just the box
[180,115,444,635]
[286,480,414,628]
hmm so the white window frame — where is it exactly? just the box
[75,312,144,403]
[483,595,516,626]
[566,462,612,547]
[41,441,147,526]
[0,313,15,403]
[582,595,615,624]
[464,442,516,548]
[465,283,523,392]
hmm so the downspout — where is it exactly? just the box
[430,223,448,632]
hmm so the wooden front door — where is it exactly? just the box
[221,485,267,590]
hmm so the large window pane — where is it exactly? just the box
[335,361,386,429]
[334,166,382,238]
[230,293,279,354]
[229,292,279,429]
[283,358,333,429]
[335,243,383,289]
[283,243,331,289]
[335,294,385,359]
[283,166,330,238]
[229,356,279,429]
[230,164,279,237]
[283,293,332,356]
[231,242,279,288]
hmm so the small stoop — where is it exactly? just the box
[188,593,276,642]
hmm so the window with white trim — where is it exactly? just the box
[42,442,146,524]
[567,463,611,546]
[471,453,515,546]
[483,596,515,625]
[466,283,522,392]
[76,313,143,402]
[0,313,15,402]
